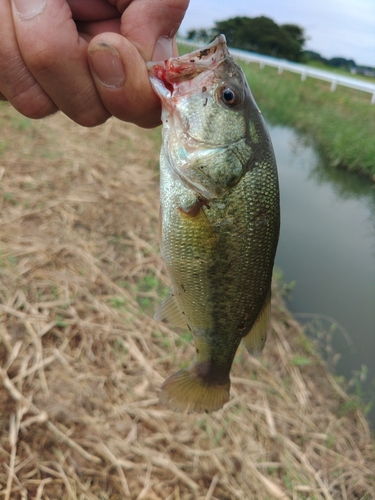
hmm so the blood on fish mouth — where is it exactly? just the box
[152,64,175,92]
[147,35,228,96]
[151,61,200,91]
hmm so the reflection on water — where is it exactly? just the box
[269,124,375,426]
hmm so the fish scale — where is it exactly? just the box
[148,35,280,412]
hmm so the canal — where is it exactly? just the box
[269,124,375,427]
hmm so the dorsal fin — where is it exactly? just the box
[154,292,188,328]
[242,289,271,356]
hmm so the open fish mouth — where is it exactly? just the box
[147,35,229,98]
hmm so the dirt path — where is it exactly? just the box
[0,106,374,499]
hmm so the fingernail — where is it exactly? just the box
[12,0,46,19]
[89,43,125,88]
[152,36,173,61]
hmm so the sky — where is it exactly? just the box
[179,0,375,67]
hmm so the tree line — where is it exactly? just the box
[187,16,305,62]
[186,16,374,73]
[303,50,375,76]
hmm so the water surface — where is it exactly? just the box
[269,124,375,426]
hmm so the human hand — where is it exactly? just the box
[0,0,189,127]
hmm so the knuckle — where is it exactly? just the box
[64,86,111,127]
[2,83,56,120]
[12,91,57,120]
[25,44,60,74]
[0,58,56,118]
[72,109,110,128]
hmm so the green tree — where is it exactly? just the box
[281,24,306,47]
[186,28,212,43]
[186,29,197,40]
[212,16,306,61]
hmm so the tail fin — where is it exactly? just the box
[160,368,230,413]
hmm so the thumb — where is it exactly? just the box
[88,33,161,128]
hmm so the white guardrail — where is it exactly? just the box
[178,38,375,104]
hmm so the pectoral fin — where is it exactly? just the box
[178,198,218,252]
[242,290,271,356]
[154,292,188,328]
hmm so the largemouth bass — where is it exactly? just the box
[147,35,280,412]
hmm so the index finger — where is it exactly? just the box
[119,0,190,60]
[0,0,56,118]
[11,0,110,126]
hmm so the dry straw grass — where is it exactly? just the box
[0,104,374,499]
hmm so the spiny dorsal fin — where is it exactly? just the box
[242,289,271,356]
[154,292,188,328]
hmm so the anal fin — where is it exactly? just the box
[242,289,271,356]
[154,292,188,328]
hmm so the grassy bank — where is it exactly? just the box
[1,104,375,498]
[179,44,375,181]
[242,63,375,179]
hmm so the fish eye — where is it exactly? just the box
[219,85,241,107]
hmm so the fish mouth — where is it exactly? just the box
[147,35,229,98]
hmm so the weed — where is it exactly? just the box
[136,271,169,313]
[326,434,335,449]
[11,115,33,131]
[273,267,296,299]
[137,296,152,312]
[114,338,128,365]
[290,356,311,367]
[118,280,131,290]
[298,334,316,355]
[0,251,18,269]
[55,316,68,328]
[213,424,226,446]
[348,365,375,416]
[0,140,6,156]
[110,296,127,309]
[338,396,362,417]
[138,272,163,293]
[3,192,16,204]
[180,331,192,343]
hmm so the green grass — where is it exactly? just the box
[241,62,375,179]
[0,251,18,269]
[178,44,375,180]
[305,60,375,80]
